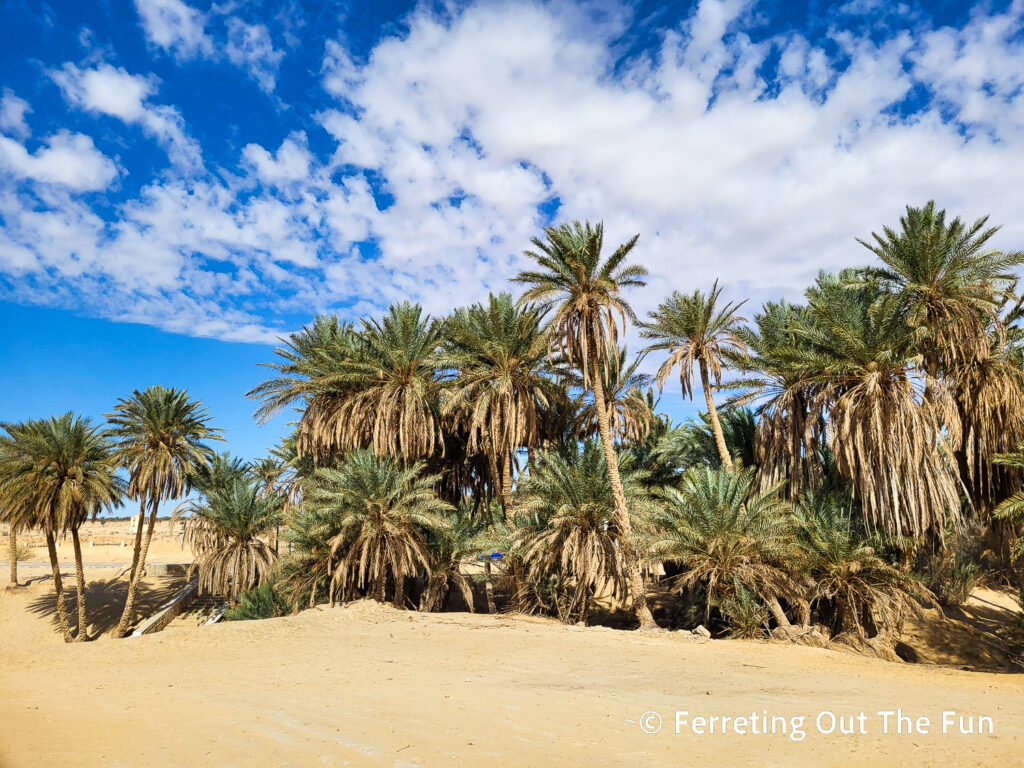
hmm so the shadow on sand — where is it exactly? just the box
[28,574,186,639]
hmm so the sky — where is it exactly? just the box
[2,0,1024,459]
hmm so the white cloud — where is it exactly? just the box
[134,0,213,58]
[225,18,285,94]
[0,131,117,191]
[4,0,1024,346]
[0,89,31,138]
[134,0,285,92]
[51,63,202,170]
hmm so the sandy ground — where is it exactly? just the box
[2,570,1023,768]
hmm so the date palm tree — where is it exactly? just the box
[183,477,282,601]
[440,293,561,516]
[855,200,1023,377]
[641,281,749,470]
[106,386,220,638]
[802,273,962,541]
[514,220,656,628]
[643,466,800,629]
[513,443,655,623]
[0,415,124,641]
[304,450,452,605]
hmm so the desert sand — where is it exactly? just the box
[1,568,1023,768]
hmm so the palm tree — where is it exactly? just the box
[855,200,1023,376]
[440,293,562,516]
[248,314,359,426]
[304,450,452,606]
[794,490,926,639]
[288,303,444,462]
[641,281,749,470]
[106,386,220,638]
[182,478,282,601]
[0,415,124,641]
[565,347,654,446]
[514,220,656,628]
[6,524,19,589]
[643,466,800,630]
[800,273,962,541]
[513,443,655,623]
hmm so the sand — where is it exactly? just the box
[2,570,1023,768]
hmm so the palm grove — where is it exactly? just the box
[3,203,1024,652]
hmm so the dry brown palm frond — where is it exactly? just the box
[817,366,962,540]
[953,350,1024,509]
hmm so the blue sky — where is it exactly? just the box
[2,0,1024,459]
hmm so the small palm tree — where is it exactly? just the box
[183,478,282,601]
[794,490,926,639]
[0,415,124,641]
[654,408,757,471]
[513,443,655,623]
[440,293,562,516]
[641,281,749,470]
[643,466,800,629]
[106,386,221,638]
[514,220,656,628]
[276,505,340,610]
[304,450,452,606]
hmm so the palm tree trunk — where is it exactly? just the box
[114,500,159,638]
[502,457,514,517]
[394,573,406,608]
[127,499,146,581]
[700,361,733,471]
[483,559,497,613]
[589,340,656,629]
[8,526,18,588]
[44,531,73,643]
[71,527,88,641]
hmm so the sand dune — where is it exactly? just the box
[2,570,1022,768]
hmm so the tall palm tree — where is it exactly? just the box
[514,220,656,628]
[183,478,282,601]
[0,415,124,641]
[855,200,1023,376]
[513,443,655,623]
[106,386,220,638]
[304,450,452,606]
[643,466,799,629]
[565,347,654,446]
[641,281,749,470]
[440,292,562,516]
[802,272,962,540]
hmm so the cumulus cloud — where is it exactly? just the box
[0,131,117,191]
[4,0,1024,344]
[134,0,213,58]
[134,0,285,93]
[0,89,31,138]
[51,63,202,170]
